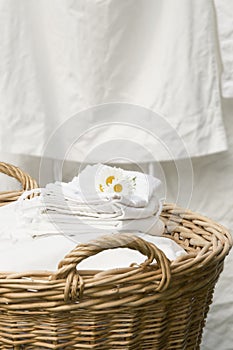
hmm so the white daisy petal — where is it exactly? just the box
[95,165,136,198]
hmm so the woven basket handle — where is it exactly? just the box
[53,233,171,301]
[0,162,38,204]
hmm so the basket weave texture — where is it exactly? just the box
[0,162,38,205]
[0,163,232,350]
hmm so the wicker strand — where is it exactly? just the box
[0,162,38,205]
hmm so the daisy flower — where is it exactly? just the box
[96,165,136,197]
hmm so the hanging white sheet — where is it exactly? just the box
[0,0,229,162]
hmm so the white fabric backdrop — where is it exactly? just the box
[0,0,228,160]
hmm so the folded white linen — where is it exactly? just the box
[0,201,181,273]
[21,190,161,220]
[36,164,163,220]
[0,163,186,273]
[14,164,165,239]
[28,216,165,242]
[0,197,165,244]
[0,234,186,272]
[0,164,167,258]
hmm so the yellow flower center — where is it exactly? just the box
[99,184,104,192]
[114,183,123,193]
[106,176,115,186]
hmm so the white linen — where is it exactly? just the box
[0,234,186,272]
[0,0,228,161]
[10,198,164,242]
[0,163,185,272]
[0,166,184,272]
[214,0,233,98]
[38,164,162,219]
[15,164,165,239]
[0,165,165,260]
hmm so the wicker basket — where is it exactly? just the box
[0,162,38,205]
[0,163,232,350]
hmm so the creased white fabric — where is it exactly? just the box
[0,0,228,160]
[214,0,233,98]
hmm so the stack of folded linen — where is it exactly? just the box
[0,164,187,272]
[20,164,165,241]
